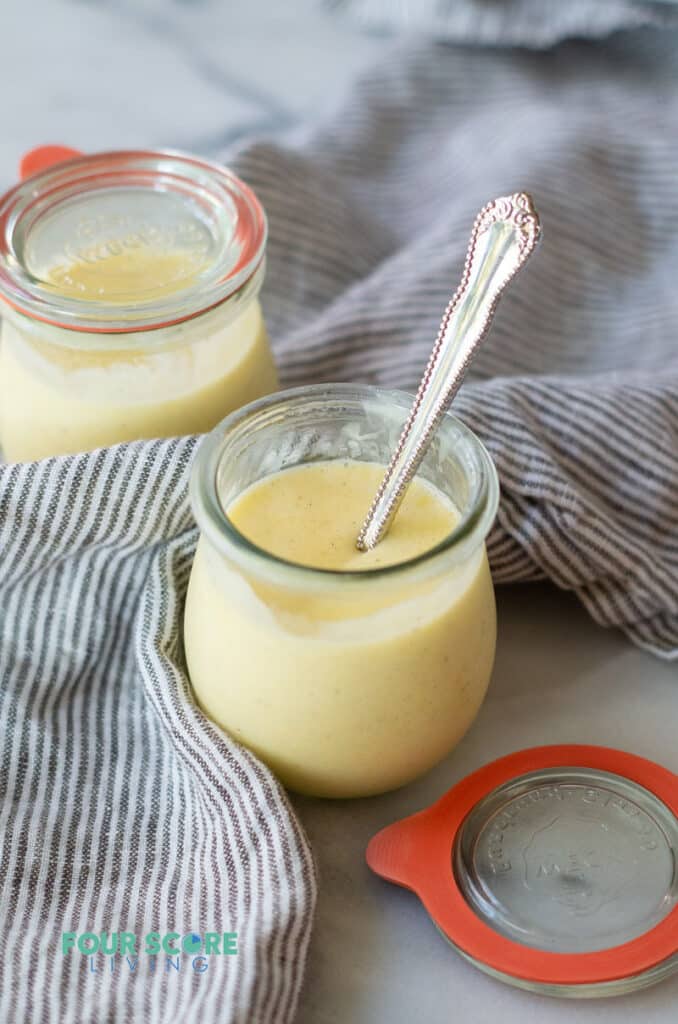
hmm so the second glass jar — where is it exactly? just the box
[0,148,278,460]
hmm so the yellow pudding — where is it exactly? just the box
[44,247,210,302]
[184,459,496,798]
[0,147,275,461]
[0,297,277,461]
[229,460,458,571]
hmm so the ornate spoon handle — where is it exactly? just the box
[356,192,541,551]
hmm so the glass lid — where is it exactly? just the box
[0,147,267,332]
[453,766,678,955]
[366,745,678,997]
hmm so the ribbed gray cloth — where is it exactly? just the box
[327,0,678,46]
[0,443,316,1022]
[2,10,678,1024]
[238,33,678,659]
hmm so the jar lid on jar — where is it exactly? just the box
[367,744,678,997]
[0,145,267,333]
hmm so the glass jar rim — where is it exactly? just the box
[190,383,500,583]
[0,148,267,334]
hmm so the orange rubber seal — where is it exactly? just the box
[367,745,678,986]
[19,145,83,180]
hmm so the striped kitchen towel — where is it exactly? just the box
[234,31,678,659]
[2,9,678,1024]
[0,443,316,1023]
[326,0,678,47]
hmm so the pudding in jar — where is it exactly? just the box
[184,384,499,799]
[0,148,278,461]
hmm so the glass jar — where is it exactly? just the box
[0,147,278,460]
[184,384,499,799]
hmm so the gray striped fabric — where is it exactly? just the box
[234,36,678,659]
[327,0,678,46]
[0,444,316,1022]
[2,15,678,1024]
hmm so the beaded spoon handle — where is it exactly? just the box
[356,192,541,552]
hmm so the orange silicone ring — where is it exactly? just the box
[19,145,83,181]
[367,745,678,986]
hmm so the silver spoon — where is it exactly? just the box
[356,192,541,552]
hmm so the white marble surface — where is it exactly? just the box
[0,0,381,189]
[2,3,676,1021]
[293,582,678,1023]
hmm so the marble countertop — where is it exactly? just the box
[3,3,676,1021]
[0,0,381,189]
[294,582,678,1023]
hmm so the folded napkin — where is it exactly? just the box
[2,11,678,1024]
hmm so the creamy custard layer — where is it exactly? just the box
[185,459,496,798]
[0,244,277,460]
[45,247,208,302]
[227,460,459,571]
